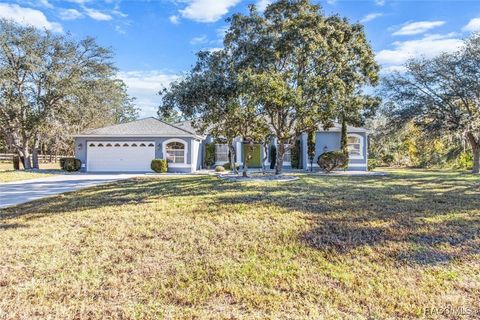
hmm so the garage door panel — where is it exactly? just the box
[87,141,155,172]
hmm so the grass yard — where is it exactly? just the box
[0,162,61,183]
[0,169,479,319]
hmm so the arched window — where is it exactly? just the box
[166,141,185,163]
[347,134,363,159]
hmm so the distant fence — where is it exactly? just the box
[0,153,68,162]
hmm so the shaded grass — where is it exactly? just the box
[0,169,479,319]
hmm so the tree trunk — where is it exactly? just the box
[467,132,480,174]
[32,136,40,169]
[18,144,32,169]
[275,142,285,175]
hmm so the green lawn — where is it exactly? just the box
[0,169,479,318]
[0,162,61,183]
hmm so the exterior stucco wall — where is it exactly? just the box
[312,131,368,171]
[74,136,200,173]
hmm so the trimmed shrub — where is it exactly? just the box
[204,143,215,168]
[368,158,377,171]
[151,159,168,173]
[223,162,240,170]
[291,140,301,169]
[215,165,225,172]
[60,157,81,172]
[269,144,276,169]
[317,151,348,173]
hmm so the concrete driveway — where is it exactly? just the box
[0,173,143,209]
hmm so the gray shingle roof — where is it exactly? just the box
[76,117,198,137]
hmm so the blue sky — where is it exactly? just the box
[2,0,480,117]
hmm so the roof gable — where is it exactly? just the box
[77,118,198,137]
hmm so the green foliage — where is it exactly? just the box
[269,145,276,169]
[381,33,480,173]
[151,159,168,173]
[291,140,301,169]
[215,166,225,172]
[307,131,316,164]
[0,20,138,168]
[368,158,378,171]
[455,151,473,170]
[204,143,215,168]
[381,154,395,166]
[317,151,348,173]
[60,158,81,172]
[340,117,348,156]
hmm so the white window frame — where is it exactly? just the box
[347,134,364,160]
[162,138,189,167]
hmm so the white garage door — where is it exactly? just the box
[87,141,155,172]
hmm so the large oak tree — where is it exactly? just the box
[382,34,480,174]
[0,19,137,169]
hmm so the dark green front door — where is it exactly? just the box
[243,144,262,168]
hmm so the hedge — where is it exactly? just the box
[60,157,82,172]
[317,151,348,173]
[151,159,168,173]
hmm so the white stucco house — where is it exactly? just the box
[74,117,369,173]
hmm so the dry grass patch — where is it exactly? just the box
[0,170,479,319]
[0,162,61,183]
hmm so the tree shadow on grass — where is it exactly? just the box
[1,172,479,265]
[215,173,480,265]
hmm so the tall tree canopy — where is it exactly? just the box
[160,0,378,175]
[223,1,379,173]
[0,19,137,168]
[382,34,480,174]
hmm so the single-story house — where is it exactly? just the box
[74,117,369,173]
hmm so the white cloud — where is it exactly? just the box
[115,25,126,34]
[256,0,272,11]
[462,17,480,32]
[59,8,83,20]
[84,7,112,21]
[327,0,337,4]
[37,0,54,9]
[169,15,180,24]
[177,0,241,23]
[360,13,383,23]
[0,3,62,32]
[375,0,385,6]
[118,71,181,118]
[376,33,463,66]
[190,35,208,45]
[393,20,445,36]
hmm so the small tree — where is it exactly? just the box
[307,130,316,171]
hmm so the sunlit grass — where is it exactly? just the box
[0,169,478,318]
[0,162,61,182]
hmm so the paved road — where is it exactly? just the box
[0,174,143,209]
